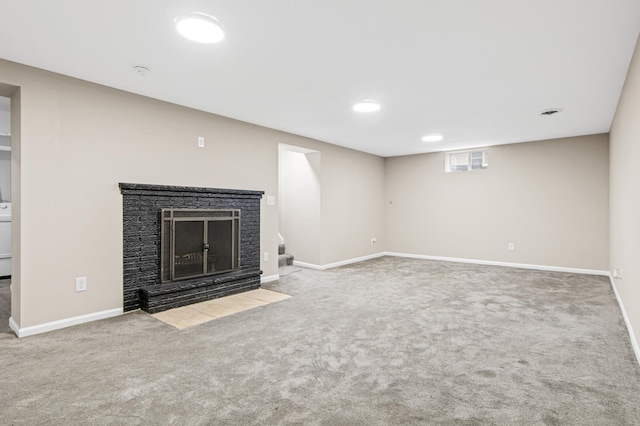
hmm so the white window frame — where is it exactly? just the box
[445,148,488,173]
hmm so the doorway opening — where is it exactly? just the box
[0,94,12,334]
[278,144,321,267]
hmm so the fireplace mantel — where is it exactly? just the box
[119,183,264,313]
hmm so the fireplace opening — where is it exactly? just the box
[161,209,240,282]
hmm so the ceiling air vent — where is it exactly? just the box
[539,108,564,116]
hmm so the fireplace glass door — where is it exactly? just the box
[161,209,240,282]
[174,220,206,279]
[207,220,233,273]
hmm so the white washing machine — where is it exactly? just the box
[0,203,10,276]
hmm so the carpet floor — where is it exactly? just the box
[0,257,639,425]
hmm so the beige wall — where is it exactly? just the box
[385,135,609,271]
[320,146,386,264]
[0,59,386,330]
[610,34,640,354]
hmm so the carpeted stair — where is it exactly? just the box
[278,243,294,267]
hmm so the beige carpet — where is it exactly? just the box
[151,288,291,329]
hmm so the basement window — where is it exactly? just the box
[445,149,488,172]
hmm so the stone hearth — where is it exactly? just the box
[119,183,264,313]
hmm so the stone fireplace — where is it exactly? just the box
[119,183,264,314]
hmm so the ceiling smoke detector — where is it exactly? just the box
[539,108,564,116]
[133,65,151,77]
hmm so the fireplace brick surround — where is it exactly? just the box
[119,183,264,313]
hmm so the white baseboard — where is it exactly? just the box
[292,252,608,276]
[384,252,609,276]
[293,252,385,270]
[8,317,19,336]
[608,275,640,366]
[261,274,279,284]
[9,308,123,338]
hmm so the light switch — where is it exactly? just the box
[267,196,275,206]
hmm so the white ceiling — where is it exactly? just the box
[1,1,639,157]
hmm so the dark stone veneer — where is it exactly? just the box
[119,183,264,313]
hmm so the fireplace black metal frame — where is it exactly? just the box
[160,208,241,282]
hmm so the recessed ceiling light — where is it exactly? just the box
[353,99,380,113]
[422,134,443,142]
[176,12,224,44]
[539,107,564,116]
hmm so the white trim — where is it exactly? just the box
[383,252,609,276]
[9,316,19,336]
[9,308,123,338]
[278,143,319,155]
[293,252,385,270]
[292,260,324,270]
[608,275,640,366]
[261,274,279,284]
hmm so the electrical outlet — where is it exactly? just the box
[76,277,87,292]
[508,243,515,251]
[197,136,205,148]
[263,252,269,262]
[267,196,275,206]
[371,237,376,245]
[613,268,623,279]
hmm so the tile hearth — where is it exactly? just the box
[151,289,291,330]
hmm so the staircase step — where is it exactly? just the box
[278,253,294,267]
[278,244,286,255]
